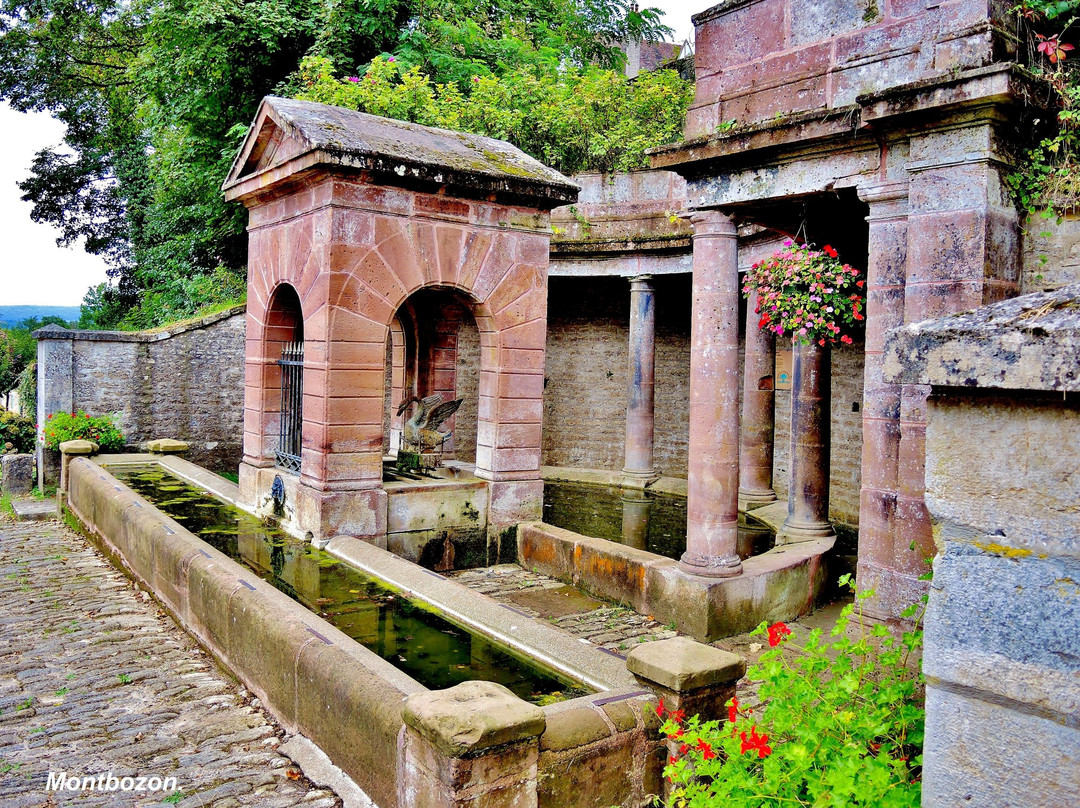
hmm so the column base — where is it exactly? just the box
[776,519,836,545]
[620,468,659,489]
[738,487,777,511]
[678,551,743,579]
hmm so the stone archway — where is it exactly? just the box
[224,96,577,544]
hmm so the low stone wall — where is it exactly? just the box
[35,307,246,480]
[63,455,418,808]
[885,284,1080,807]
[518,522,832,640]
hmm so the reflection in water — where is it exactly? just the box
[619,492,651,550]
[114,466,590,705]
[544,481,775,562]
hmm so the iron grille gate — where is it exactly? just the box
[276,341,303,473]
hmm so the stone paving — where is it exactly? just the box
[0,513,343,808]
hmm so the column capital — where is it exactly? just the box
[628,274,655,288]
[689,208,737,238]
[858,180,910,222]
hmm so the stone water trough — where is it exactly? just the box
[60,450,744,807]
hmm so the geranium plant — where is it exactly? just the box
[42,410,125,452]
[743,241,865,346]
[657,576,925,807]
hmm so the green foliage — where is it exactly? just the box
[0,408,36,453]
[296,54,692,175]
[1,0,675,328]
[42,410,125,452]
[1008,2,1080,215]
[16,363,36,421]
[658,578,925,808]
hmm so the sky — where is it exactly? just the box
[0,0,702,309]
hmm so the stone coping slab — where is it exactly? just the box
[59,439,98,454]
[403,681,546,758]
[884,282,1080,392]
[626,636,745,692]
[224,97,579,208]
[33,305,245,342]
[325,533,639,694]
[146,438,190,453]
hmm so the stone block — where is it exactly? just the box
[403,681,546,758]
[146,439,189,454]
[1,453,34,496]
[59,440,98,455]
[626,636,745,693]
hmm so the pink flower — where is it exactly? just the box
[387,56,396,63]
[346,76,360,82]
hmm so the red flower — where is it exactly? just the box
[767,622,792,647]
[669,755,678,765]
[841,335,854,345]
[679,743,690,755]
[670,708,686,723]
[740,726,772,758]
[656,698,664,717]
[823,244,838,258]
[728,697,739,724]
[855,280,864,288]
[668,727,684,740]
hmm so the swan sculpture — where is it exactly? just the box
[396,394,464,453]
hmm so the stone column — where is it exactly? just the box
[856,181,908,613]
[35,326,74,489]
[738,289,777,509]
[680,210,743,578]
[622,274,659,485]
[778,340,835,542]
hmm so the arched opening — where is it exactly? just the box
[265,283,304,474]
[383,287,480,471]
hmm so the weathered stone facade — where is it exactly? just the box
[886,284,1080,808]
[652,0,1034,619]
[34,308,246,478]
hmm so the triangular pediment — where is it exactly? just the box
[223,101,317,190]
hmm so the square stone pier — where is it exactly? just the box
[222,97,578,547]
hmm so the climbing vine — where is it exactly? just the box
[1009,2,1080,215]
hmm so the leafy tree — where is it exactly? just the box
[0,0,675,329]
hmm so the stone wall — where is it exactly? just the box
[885,284,1080,808]
[1022,210,1080,293]
[542,275,692,477]
[36,308,246,474]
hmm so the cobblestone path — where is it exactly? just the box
[0,515,343,808]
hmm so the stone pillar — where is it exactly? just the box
[681,209,743,578]
[57,439,97,515]
[622,274,659,486]
[779,341,835,542]
[399,681,545,807]
[35,326,74,489]
[738,289,776,509]
[856,181,908,614]
[626,636,746,722]
[1,454,35,497]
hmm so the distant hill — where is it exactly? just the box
[0,305,80,329]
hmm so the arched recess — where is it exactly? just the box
[258,283,305,472]
[383,287,482,464]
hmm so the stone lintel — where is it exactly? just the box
[626,636,745,693]
[59,440,98,455]
[402,681,546,758]
[883,283,1080,393]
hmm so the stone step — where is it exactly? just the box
[10,498,57,522]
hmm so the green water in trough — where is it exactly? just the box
[113,466,590,705]
[542,481,775,561]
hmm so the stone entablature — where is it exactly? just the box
[684,0,1016,139]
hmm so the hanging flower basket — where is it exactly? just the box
[743,240,865,346]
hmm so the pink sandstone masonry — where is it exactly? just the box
[223,97,577,544]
